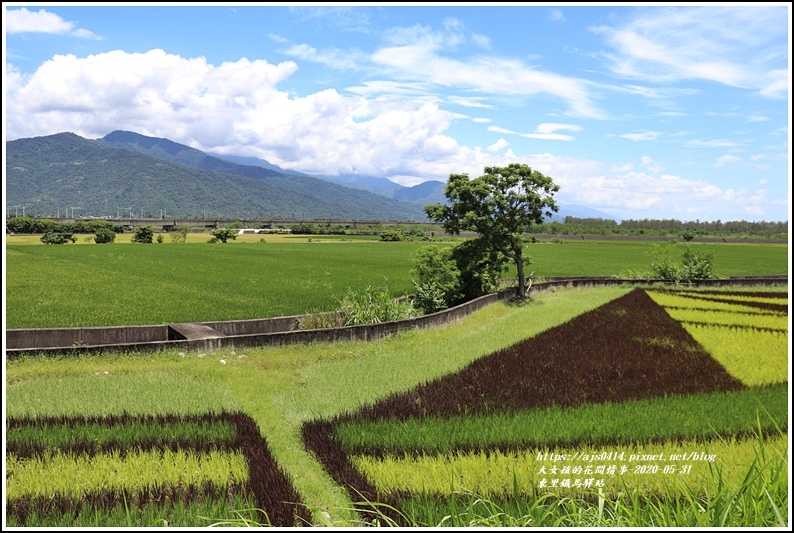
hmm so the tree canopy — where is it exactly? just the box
[425,163,559,299]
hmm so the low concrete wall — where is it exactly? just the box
[6,325,167,350]
[5,277,787,357]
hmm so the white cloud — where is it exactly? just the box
[6,7,73,34]
[282,43,364,70]
[487,126,517,135]
[640,156,663,173]
[487,138,510,152]
[447,95,492,108]
[686,139,740,148]
[715,154,741,167]
[6,7,100,39]
[619,131,661,142]
[534,123,582,134]
[520,133,576,142]
[746,114,770,122]
[550,9,566,23]
[5,44,786,223]
[592,6,788,97]
[517,123,583,142]
[371,24,603,118]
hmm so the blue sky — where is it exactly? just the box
[3,3,791,222]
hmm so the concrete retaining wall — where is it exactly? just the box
[6,325,168,350]
[5,276,787,357]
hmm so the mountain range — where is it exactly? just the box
[5,130,617,222]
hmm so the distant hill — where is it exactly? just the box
[6,129,619,223]
[209,153,618,221]
[5,131,430,221]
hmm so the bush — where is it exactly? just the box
[131,226,154,244]
[450,238,506,301]
[412,282,449,314]
[411,246,462,313]
[647,242,715,283]
[94,228,116,244]
[171,226,190,243]
[40,232,76,245]
[380,230,405,242]
[210,227,238,243]
[679,247,714,282]
[337,283,420,325]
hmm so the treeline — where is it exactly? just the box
[5,216,125,235]
[5,215,787,240]
[526,217,788,239]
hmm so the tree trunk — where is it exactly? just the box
[516,255,525,299]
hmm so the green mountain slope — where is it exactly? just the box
[5,132,430,221]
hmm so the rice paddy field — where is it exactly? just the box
[300,287,789,526]
[3,232,790,527]
[4,234,788,328]
[4,282,790,527]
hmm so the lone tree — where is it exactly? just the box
[209,227,238,243]
[425,163,559,299]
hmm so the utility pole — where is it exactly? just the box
[70,207,80,218]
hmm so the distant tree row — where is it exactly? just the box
[526,217,787,239]
[5,214,787,240]
[5,216,125,235]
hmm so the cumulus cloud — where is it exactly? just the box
[640,156,663,173]
[6,7,100,39]
[5,45,784,222]
[487,138,510,152]
[557,169,774,220]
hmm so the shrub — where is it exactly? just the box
[210,227,238,243]
[648,242,715,283]
[40,232,76,245]
[380,231,405,242]
[131,226,154,244]
[94,228,116,244]
[171,226,190,243]
[337,283,420,325]
[679,247,714,282]
[450,238,506,302]
[411,246,462,313]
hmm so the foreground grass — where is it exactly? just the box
[5,286,630,525]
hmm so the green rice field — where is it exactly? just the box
[4,230,790,527]
[4,237,788,328]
